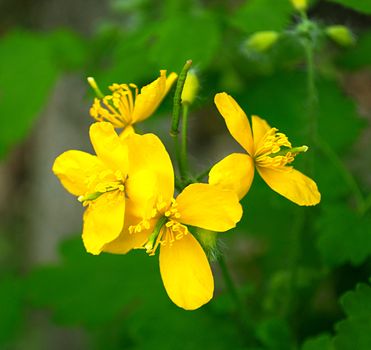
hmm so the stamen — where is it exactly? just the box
[141,198,186,256]
[89,82,139,127]
[77,170,125,206]
[254,127,308,168]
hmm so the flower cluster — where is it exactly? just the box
[53,69,320,310]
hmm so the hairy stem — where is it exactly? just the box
[180,103,190,178]
[303,41,318,147]
[170,60,192,182]
[218,255,242,310]
[170,60,192,137]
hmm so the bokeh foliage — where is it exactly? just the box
[1,0,371,349]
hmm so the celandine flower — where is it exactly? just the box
[209,92,320,205]
[89,70,177,136]
[52,122,168,254]
[104,139,243,310]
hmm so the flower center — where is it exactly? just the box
[133,199,188,256]
[77,169,126,206]
[90,83,138,127]
[254,127,308,168]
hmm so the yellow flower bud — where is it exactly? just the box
[326,25,355,47]
[181,71,199,105]
[290,0,307,11]
[246,31,279,52]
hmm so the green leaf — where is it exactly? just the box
[301,283,371,350]
[26,237,164,327]
[95,27,157,87]
[0,30,58,159]
[256,318,292,350]
[128,304,245,350]
[301,334,333,350]
[317,204,371,266]
[27,237,246,349]
[328,0,371,14]
[231,0,293,34]
[338,31,371,70]
[313,153,351,202]
[237,72,362,152]
[48,29,88,70]
[333,283,371,350]
[0,275,24,345]
[150,11,220,72]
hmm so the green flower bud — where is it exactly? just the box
[326,25,355,47]
[181,71,199,105]
[245,31,279,52]
[290,0,307,12]
[195,228,218,260]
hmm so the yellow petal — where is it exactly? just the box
[89,122,128,175]
[214,92,254,155]
[119,124,135,139]
[257,166,321,206]
[125,133,174,217]
[208,153,255,200]
[132,70,173,123]
[165,72,178,94]
[159,231,214,310]
[251,115,271,153]
[103,211,154,254]
[103,227,149,254]
[82,191,126,254]
[176,183,243,231]
[52,150,105,196]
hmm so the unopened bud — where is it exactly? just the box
[181,71,199,105]
[245,31,279,52]
[195,228,218,260]
[326,25,355,47]
[290,0,307,12]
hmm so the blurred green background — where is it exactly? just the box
[1,0,371,349]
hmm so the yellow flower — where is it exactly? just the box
[89,70,177,136]
[104,139,243,310]
[209,92,321,206]
[52,122,170,254]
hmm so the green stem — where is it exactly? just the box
[170,60,192,182]
[299,13,368,216]
[218,255,242,309]
[170,60,193,137]
[174,176,183,192]
[180,103,190,177]
[286,209,305,331]
[303,39,318,146]
[316,138,366,215]
[363,194,371,214]
[286,14,318,325]
[196,166,212,182]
